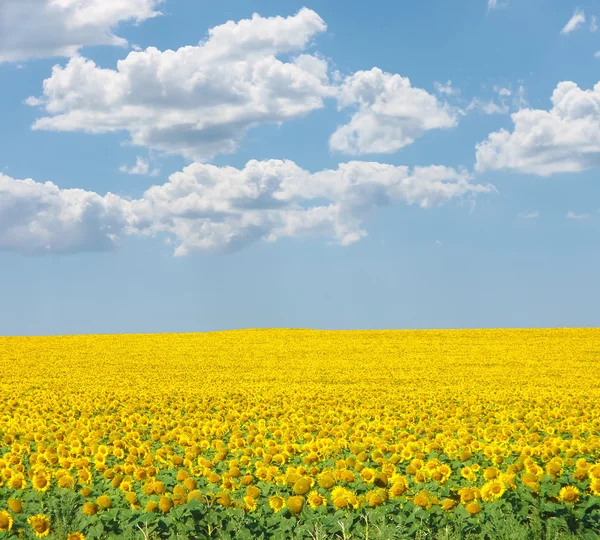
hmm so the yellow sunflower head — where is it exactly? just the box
[269,495,285,512]
[27,514,51,538]
[558,485,580,504]
[0,511,14,532]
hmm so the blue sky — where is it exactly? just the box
[1,0,599,335]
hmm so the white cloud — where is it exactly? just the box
[0,0,163,63]
[494,86,512,97]
[0,173,133,254]
[434,80,459,96]
[329,68,458,155]
[475,80,600,176]
[487,0,498,12]
[561,9,586,35]
[119,156,159,176]
[26,8,333,161]
[514,85,528,109]
[518,210,539,219]
[466,85,522,116]
[566,211,589,219]
[595,51,600,58]
[467,98,509,115]
[1,160,494,256]
[591,15,598,32]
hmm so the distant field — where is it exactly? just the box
[0,328,599,539]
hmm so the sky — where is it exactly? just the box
[1,0,599,335]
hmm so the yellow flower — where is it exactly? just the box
[269,495,285,512]
[318,472,335,489]
[558,485,580,504]
[466,501,482,515]
[82,503,98,516]
[159,496,173,513]
[442,498,457,511]
[96,495,112,509]
[67,532,86,540]
[589,478,600,497]
[7,498,22,513]
[32,474,51,492]
[293,477,311,495]
[246,485,261,499]
[27,514,51,538]
[481,480,506,502]
[243,495,257,512]
[287,496,304,515]
[307,490,327,509]
[0,511,14,532]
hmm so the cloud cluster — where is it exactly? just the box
[0,0,163,63]
[1,161,494,256]
[0,173,132,254]
[475,81,600,176]
[330,68,458,155]
[25,8,334,161]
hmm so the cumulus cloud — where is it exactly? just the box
[561,9,586,35]
[119,157,159,176]
[0,0,163,63]
[25,8,334,161]
[329,68,459,155]
[1,160,494,256]
[475,81,600,176]
[0,173,133,254]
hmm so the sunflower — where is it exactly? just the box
[82,503,98,516]
[28,514,51,538]
[269,495,285,512]
[589,478,600,497]
[287,496,304,515]
[481,480,506,502]
[158,496,173,513]
[216,492,231,507]
[243,495,257,512]
[413,490,431,509]
[318,472,336,489]
[458,487,480,504]
[466,501,482,515]
[7,474,26,490]
[558,485,580,504]
[7,499,22,513]
[307,490,327,509]
[442,498,458,511]
[32,473,51,493]
[388,481,407,499]
[67,533,86,540]
[246,485,261,499]
[0,511,14,532]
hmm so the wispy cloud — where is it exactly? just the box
[434,80,460,96]
[566,211,589,220]
[519,211,539,219]
[561,8,586,35]
[591,15,598,32]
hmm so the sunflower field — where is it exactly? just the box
[0,328,599,540]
